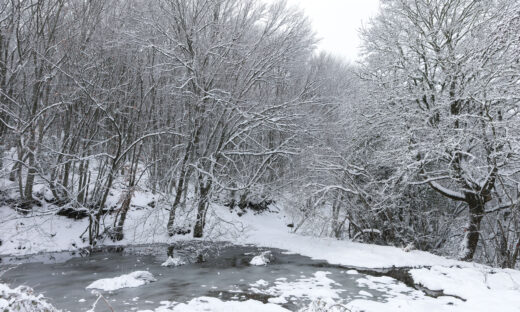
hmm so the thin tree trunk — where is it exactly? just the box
[24,136,36,201]
[331,193,341,238]
[167,168,187,236]
[193,180,211,238]
[113,193,132,241]
[167,139,196,236]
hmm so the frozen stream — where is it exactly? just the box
[0,242,392,311]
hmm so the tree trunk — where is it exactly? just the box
[167,145,193,236]
[460,196,485,261]
[9,161,18,182]
[62,161,71,189]
[24,150,35,201]
[0,144,3,169]
[331,193,341,238]
[193,181,211,238]
[113,193,132,241]
[167,174,186,236]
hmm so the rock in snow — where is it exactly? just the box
[161,256,186,267]
[250,251,273,266]
[86,271,156,291]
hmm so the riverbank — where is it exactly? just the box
[2,200,520,311]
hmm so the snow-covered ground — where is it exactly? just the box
[2,195,520,311]
[0,196,455,268]
[140,297,290,312]
[227,210,458,268]
[228,212,520,311]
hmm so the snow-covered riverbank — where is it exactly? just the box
[0,194,454,268]
[2,202,520,311]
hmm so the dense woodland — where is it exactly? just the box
[0,0,520,268]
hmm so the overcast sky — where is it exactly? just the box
[283,0,381,62]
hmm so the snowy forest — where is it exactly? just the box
[1,0,520,311]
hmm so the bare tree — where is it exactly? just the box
[360,0,520,261]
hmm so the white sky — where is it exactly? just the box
[283,0,381,62]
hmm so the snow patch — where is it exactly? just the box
[161,256,186,267]
[251,271,343,305]
[86,271,156,291]
[358,290,373,297]
[250,251,273,266]
[138,296,289,311]
[250,279,269,287]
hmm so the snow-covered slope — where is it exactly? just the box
[220,210,457,268]
[0,201,455,269]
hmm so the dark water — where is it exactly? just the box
[0,242,385,311]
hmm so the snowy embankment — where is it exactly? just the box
[2,198,520,311]
[0,193,455,267]
[222,211,520,312]
[227,211,457,268]
[347,267,520,312]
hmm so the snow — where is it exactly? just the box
[221,209,458,268]
[0,283,60,311]
[0,205,89,256]
[161,256,186,267]
[250,279,269,287]
[347,275,461,312]
[250,271,344,305]
[428,181,465,200]
[249,251,272,266]
[0,179,162,257]
[86,271,156,291]
[222,210,520,311]
[0,192,455,269]
[137,297,290,312]
[2,197,520,311]
[250,255,269,265]
[359,290,373,297]
[343,268,520,312]
[408,265,520,312]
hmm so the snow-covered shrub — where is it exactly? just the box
[225,184,274,215]
[0,283,59,312]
